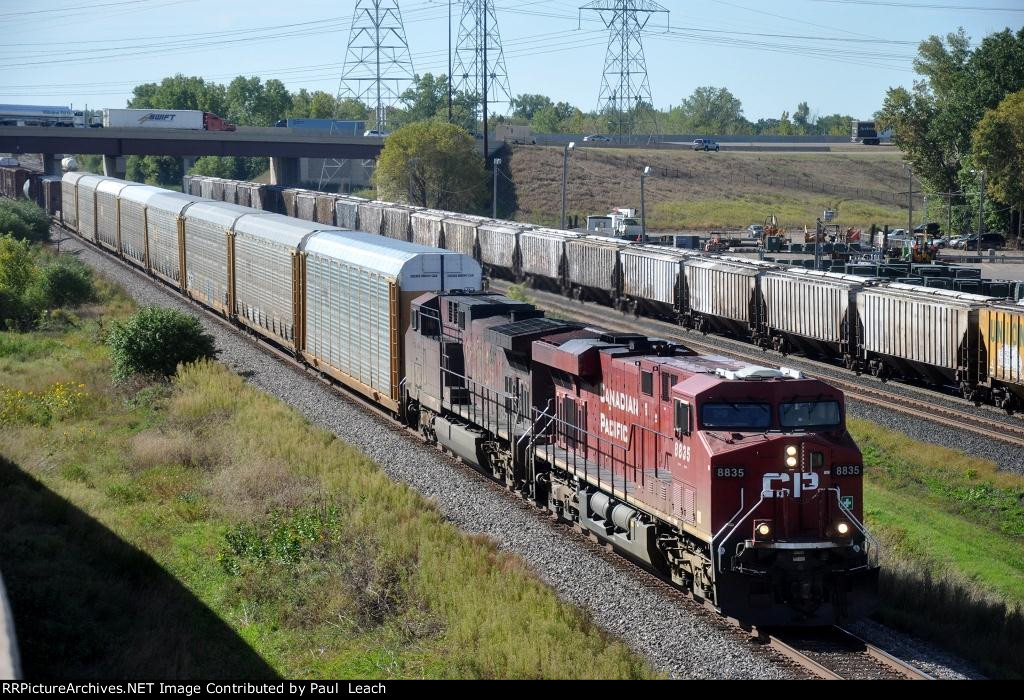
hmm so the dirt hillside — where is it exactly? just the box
[503,145,916,231]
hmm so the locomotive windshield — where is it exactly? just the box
[701,402,771,431]
[780,400,842,430]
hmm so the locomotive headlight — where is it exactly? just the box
[786,445,798,456]
[835,522,851,536]
[785,456,798,468]
[785,445,798,468]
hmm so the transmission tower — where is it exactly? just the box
[454,0,512,126]
[319,0,415,191]
[580,0,668,141]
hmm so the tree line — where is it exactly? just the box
[878,27,1024,237]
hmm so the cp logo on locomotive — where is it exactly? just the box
[761,472,819,498]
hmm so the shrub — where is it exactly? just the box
[108,307,216,381]
[32,257,95,308]
[0,199,49,243]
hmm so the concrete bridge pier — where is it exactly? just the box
[269,156,300,186]
[40,153,60,175]
[102,155,126,179]
[181,155,198,174]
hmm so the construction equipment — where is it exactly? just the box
[704,234,728,253]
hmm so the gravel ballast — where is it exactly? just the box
[60,231,984,679]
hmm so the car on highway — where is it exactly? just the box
[363,129,390,138]
[583,134,612,142]
[693,138,720,152]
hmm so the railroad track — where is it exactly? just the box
[491,280,1024,450]
[55,224,937,680]
[768,627,934,680]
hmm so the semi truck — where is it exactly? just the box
[274,118,365,135]
[850,120,880,145]
[0,104,75,127]
[102,108,235,131]
[495,124,536,144]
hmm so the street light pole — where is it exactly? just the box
[492,157,501,219]
[905,163,913,234]
[970,168,987,236]
[560,141,575,230]
[641,166,651,243]
[979,170,986,235]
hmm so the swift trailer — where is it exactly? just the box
[102,108,236,131]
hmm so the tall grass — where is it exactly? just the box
[0,289,653,679]
[851,418,1024,678]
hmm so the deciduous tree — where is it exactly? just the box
[374,122,486,211]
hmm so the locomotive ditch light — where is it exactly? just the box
[754,520,773,541]
[835,521,851,537]
[785,444,798,468]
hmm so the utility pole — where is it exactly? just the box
[640,166,651,242]
[482,4,488,162]
[492,157,501,218]
[448,0,452,123]
[560,142,575,229]
[947,194,952,238]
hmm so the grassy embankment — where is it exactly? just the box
[506,145,913,230]
[0,267,653,679]
[847,419,1024,679]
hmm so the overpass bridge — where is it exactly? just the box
[0,126,384,185]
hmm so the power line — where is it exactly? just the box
[807,0,1024,10]
[0,0,175,18]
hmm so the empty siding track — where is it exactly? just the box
[491,280,1024,451]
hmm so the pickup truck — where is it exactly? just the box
[693,138,720,152]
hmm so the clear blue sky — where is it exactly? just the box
[1,0,1021,121]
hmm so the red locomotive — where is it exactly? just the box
[405,291,879,626]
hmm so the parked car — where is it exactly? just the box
[964,233,1006,250]
[693,138,720,152]
[583,134,612,142]
[747,224,764,237]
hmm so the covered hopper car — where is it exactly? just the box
[171,175,1024,413]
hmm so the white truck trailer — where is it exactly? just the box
[102,108,205,130]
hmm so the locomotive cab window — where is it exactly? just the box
[701,402,771,431]
[674,399,691,436]
[641,370,653,397]
[780,400,841,430]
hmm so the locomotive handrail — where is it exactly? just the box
[827,487,880,564]
[519,401,554,447]
[714,491,769,574]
